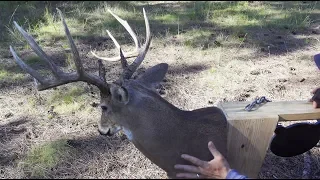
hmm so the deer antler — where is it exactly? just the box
[90,9,142,62]
[92,8,152,81]
[9,8,109,93]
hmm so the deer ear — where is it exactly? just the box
[136,63,168,88]
[110,85,129,104]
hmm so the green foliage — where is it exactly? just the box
[1,1,319,53]
[48,86,86,105]
[0,69,25,83]
[0,61,25,85]
[25,55,44,65]
[154,14,179,23]
[23,139,72,178]
[46,86,88,115]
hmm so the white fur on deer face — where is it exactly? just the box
[98,63,168,137]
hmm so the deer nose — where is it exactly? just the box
[98,128,112,136]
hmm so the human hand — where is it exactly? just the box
[174,141,231,179]
[309,87,320,108]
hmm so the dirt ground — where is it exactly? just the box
[1,1,320,179]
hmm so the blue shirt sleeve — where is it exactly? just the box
[226,169,248,179]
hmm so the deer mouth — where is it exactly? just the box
[98,126,122,136]
[98,128,112,136]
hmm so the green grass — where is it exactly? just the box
[2,1,319,40]
[1,1,319,64]
[182,29,212,47]
[176,1,316,30]
[47,86,88,114]
[48,86,86,104]
[0,55,47,85]
[173,1,318,48]
[0,69,25,83]
[25,55,44,65]
[0,1,318,89]
[0,61,25,85]
[154,14,179,24]
[22,139,72,178]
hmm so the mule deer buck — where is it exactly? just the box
[10,8,228,178]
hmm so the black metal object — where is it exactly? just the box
[270,121,320,157]
[244,96,272,111]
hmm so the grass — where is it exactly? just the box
[22,139,72,178]
[1,1,320,179]
[0,55,47,85]
[2,1,319,52]
[0,69,25,84]
[48,86,86,104]
[174,1,318,48]
[26,85,90,117]
[177,1,315,30]
[0,61,25,85]
[47,86,88,114]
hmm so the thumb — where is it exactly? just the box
[313,101,318,109]
[208,141,221,157]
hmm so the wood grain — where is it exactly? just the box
[219,100,320,121]
[217,100,320,178]
[226,117,278,178]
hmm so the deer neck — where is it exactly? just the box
[120,86,187,138]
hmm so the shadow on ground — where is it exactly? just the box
[2,1,319,91]
[30,134,131,178]
[0,118,29,166]
[2,1,319,55]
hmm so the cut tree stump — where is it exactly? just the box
[218,100,320,178]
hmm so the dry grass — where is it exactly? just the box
[1,1,320,179]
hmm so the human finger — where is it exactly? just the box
[181,154,206,167]
[313,100,319,108]
[208,141,221,157]
[174,164,201,174]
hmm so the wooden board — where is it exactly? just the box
[217,100,320,178]
[219,100,320,121]
[226,117,278,178]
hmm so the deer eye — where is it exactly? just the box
[100,105,108,111]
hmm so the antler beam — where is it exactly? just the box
[10,8,109,93]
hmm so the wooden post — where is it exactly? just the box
[218,100,320,178]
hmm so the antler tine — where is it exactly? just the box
[90,29,129,62]
[56,9,84,76]
[9,46,46,84]
[9,9,109,93]
[90,9,142,62]
[12,21,63,78]
[108,9,141,51]
[122,8,152,80]
[119,48,128,69]
[92,8,151,81]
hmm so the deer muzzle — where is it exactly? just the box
[98,124,122,136]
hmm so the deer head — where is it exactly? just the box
[10,8,228,178]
